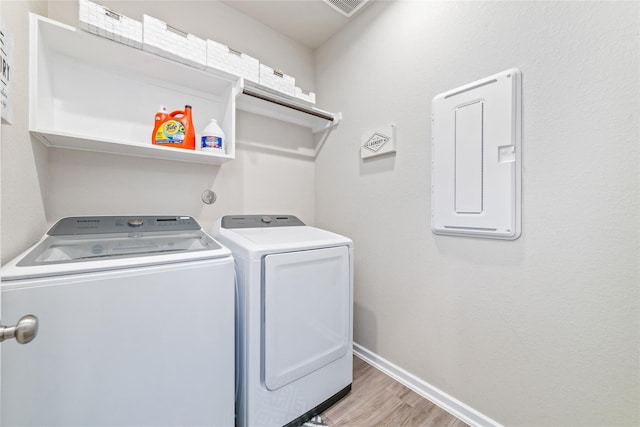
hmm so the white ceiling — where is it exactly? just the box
[222,0,353,49]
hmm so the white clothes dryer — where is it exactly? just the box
[1,216,235,427]
[212,215,353,427]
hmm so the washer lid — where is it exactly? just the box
[212,216,352,260]
[2,216,231,281]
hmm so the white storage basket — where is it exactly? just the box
[143,15,206,69]
[294,87,316,104]
[79,0,142,48]
[207,40,259,83]
[259,64,295,96]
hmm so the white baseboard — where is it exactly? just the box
[353,342,502,427]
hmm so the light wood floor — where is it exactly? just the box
[320,356,470,427]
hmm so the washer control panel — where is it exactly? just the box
[48,216,201,235]
[221,215,305,229]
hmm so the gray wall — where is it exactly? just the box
[0,1,49,264]
[315,1,639,426]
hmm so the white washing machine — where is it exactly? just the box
[1,216,235,427]
[212,215,353,427]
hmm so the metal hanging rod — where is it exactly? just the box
[241,88,335,122]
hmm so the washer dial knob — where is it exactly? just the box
[261,216,272,224]
[128,218,144,227]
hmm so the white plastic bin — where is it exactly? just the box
[207,40,259,83]
[294,87,316,104]
[143,15,207,69]
[79,0,142,49]
[259,64,295,96]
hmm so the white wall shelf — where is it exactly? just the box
[34,130,234,165]
[238,82,340,134]
[29,14,340,165]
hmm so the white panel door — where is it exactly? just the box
[263,246,350,391]
[1,260,235,426]
[431,68,522,239]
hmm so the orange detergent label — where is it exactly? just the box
[155,119,186,144]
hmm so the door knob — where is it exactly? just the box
[0,315,39,344]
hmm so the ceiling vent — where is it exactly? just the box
[322,0,369,17]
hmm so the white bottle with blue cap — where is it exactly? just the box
[201,119,225,152]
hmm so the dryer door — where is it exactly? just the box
[263,246,350,391]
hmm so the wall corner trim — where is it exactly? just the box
[353,342,503,427]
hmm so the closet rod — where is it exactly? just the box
[242,88,335,122]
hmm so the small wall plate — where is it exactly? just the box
[361,124,396,159]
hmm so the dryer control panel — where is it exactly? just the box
[221,215,305,229]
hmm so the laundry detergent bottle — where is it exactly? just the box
[152,105,196,150]
[152,105,168,142]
